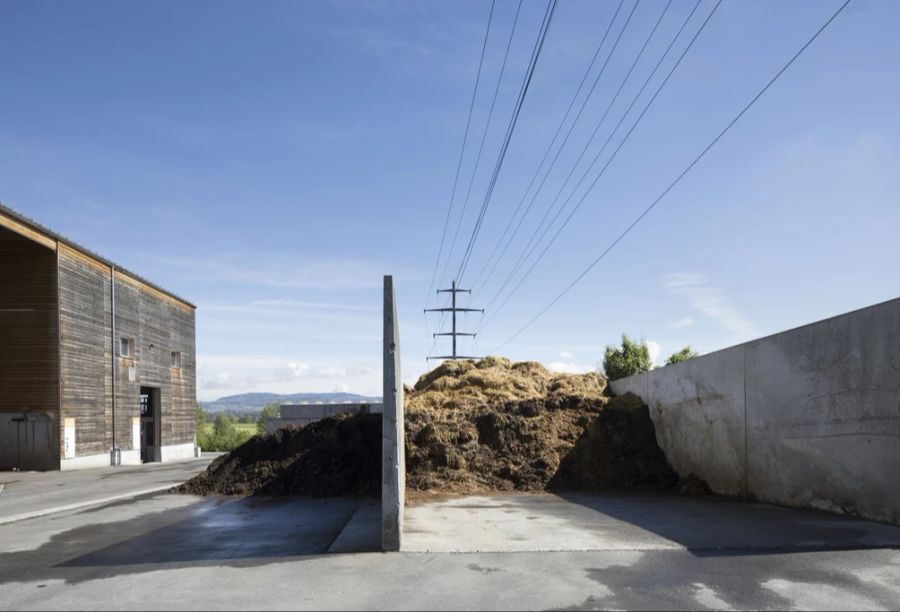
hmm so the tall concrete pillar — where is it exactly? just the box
[382,275,405,551]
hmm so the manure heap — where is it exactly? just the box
[405,357,679,495]
[176,413,381,497]
[179,357,704,498]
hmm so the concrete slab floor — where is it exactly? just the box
[0,456,216,524]
[404,492,900,553]
[0,494,378,564]
[0,492,898,610]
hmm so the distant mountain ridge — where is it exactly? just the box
[202,391,382,413]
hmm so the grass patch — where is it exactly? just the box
[198,416,256,452]
[201,422,256,436]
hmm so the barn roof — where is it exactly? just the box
[0,201,196,310]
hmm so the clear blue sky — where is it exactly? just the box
[2,0,897,400]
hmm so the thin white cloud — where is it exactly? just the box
[197,354,380,400]
[664,273,758,342]
[199,300,380,325]
[330,24,433,57]
[249,299,377,311]
[153,254,411,291]
[195,299,382,346]
[490,343,606,354]
[272,362,310,381]
[670,317,695,329]
[646,341,661,367]
[559,351,574,359]
[313,364,377,379]
[547,362,596,375]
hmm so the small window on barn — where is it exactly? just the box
[119,338,134,358]
[171,351,182,369]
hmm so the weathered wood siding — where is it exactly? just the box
[58,247,113,457]
[58,248,196,459]
[112,275,196,449]
[0,227,59,470]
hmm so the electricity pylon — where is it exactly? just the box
[425,280,483,360]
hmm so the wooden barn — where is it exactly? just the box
[0,203,197,471]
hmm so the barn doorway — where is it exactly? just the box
[139,387,161,463]
[0,224,59,471]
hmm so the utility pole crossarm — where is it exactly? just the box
[424,307,484,313]
[425,279,483,361]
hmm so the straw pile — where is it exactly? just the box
[405,357,678,495]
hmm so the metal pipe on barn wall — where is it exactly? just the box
[110,265,119,466]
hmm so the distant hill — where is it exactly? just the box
[202,392,382,413]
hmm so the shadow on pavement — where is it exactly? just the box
[0,494,380,585]
[60,497,381,568]
[555,490,900,556]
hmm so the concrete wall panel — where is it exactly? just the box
[382,275,405,551]
[649,347,746,496]
[611,298,900,524]
[745,300,900,524]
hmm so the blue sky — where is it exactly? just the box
[2,0,897,400]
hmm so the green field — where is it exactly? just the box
[201,422,256,436]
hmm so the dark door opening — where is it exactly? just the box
[140,387,161,463]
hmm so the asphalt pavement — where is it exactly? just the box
[1,489,898,610]
[0,456,216,525]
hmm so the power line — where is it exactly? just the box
[424,2,496,352]
[469,0,641,296]
[454,0,559,286]
[456,0,558,285]
[481,0,716,329]
[429,2,525,347]
[435,0,525,297]
[495,0,853,350]
[482,0,706,321]
[425,0,496,312]
[478,0,675,305]
[467,0,628,294]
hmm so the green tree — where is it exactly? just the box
[258,402,280,434]
[666,346,700,365]
[195,404,206,431]
[191,407,256,452]
[195,404,209,449]
[213,413,236,439]
[602,334,653,381]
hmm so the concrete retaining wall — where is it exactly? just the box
[281,402,384,420]
[265,403,385,434]
[381,275,405,551]
[59,444,193,470]
[611,298,900,525]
